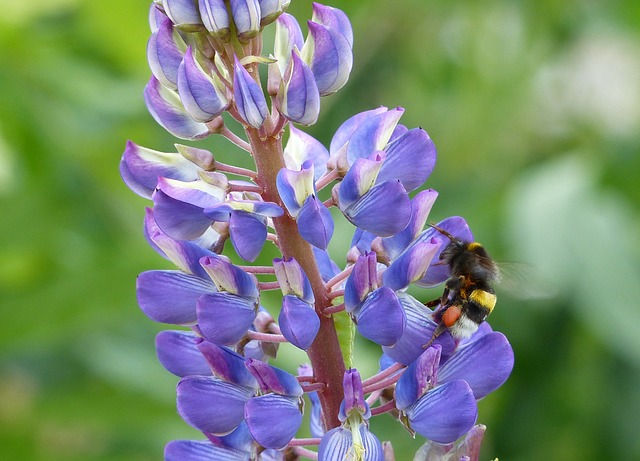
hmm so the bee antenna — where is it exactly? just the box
[428,223,457,242]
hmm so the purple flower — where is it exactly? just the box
[122,3,515,458]
[318,369,383,461]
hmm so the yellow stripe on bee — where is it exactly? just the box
[467,242,483,250]
[469,290,497,312]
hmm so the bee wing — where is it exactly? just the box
[495,261,557,300]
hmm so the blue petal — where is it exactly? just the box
[381,189,438,260]
[329,107,388,157]
[278,295,320,350]
[229,210,267,262]
[245,358,303,396]
[382,239,440,291]
[152,188,213,241]
[343,180,411,237]
[176,376,254,434]
[404,380,478,444]
[197,292,257,344]
[229,0,261,40]
[245,394,303,449]
[345,108,404,164]
[437,332,514,399]
[137,270,215,324]
[165,440,247,461]
[298,196,334,250]
[312,247,341,282]
[338,153,385,209]
[120,141,200,198]
[156,330,212,377]
[354,287,405,346]
[273,257,314,304]
[274,13,304,75]
[196,340,258,388]
[318,426,383,461]
[395,345,441,410]
[376,128,436,192]
[344,252,377,313]
[382,293,456,365]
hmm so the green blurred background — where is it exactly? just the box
[2,0,640,459]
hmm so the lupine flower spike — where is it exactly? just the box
[121,1,514,459]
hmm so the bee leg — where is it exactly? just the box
[423,322,447,348]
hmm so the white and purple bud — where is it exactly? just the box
[119,141,201,198]
[301,19,353,96]
[198,0,230,37]
[258,0,291,26]
[233,56,269,128]
[204,198,283,261]
[230,0,261,42]
[144,76,210,140]
[311,2,353,48]
[200,255,260,299]
[276,161,316,218]
[175,144,215,170]
[162,0,203,31]
[273,257,314,303]
[147,18,186,90]
[178,47,230,122]
[149,2,169,32]
[278,50,320,126]
[274,13,304,75]
[284,125,329,179]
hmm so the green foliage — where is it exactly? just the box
[1,1,639,460]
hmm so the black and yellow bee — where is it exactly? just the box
[425,224,500,346]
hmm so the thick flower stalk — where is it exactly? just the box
[120,1,514,459]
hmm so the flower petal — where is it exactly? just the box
[245,394,303,449]
[147,18,184,90]
[279,51,320,126]
[156,330,212,377]
[318,426,383,461]
[152,188,213,241]
[404,380,478,444]
[197,292,257,344]
[165,440,247,461]
[343,180,411,237]
[144,76,210,140]
[298,195,334,250]
[119,141,200,198]
[437,332,514,399]
[177,376,254,434]
[196,340,258,387]
[394,345,441,410]
[233,56,268,128]
[354,286,405,346]
[376,128,436,192]
[346,107,404,164]
[278,295,320,350]
[137,270,215,324]
[382,239,440,291]
[229,210,267,262]
[199,0,230,36]
[382,293,456,365]
[245,358,303,396]
[284,125,329,179]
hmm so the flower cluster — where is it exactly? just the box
[120,1,514,460]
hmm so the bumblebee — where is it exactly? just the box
[424,224,500,346]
